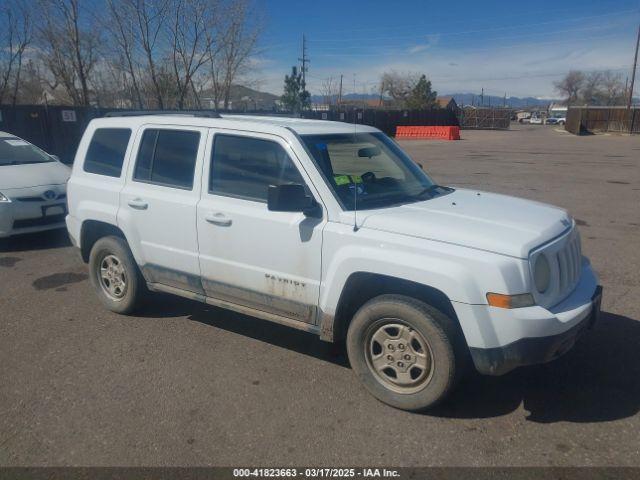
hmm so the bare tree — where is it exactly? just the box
[104,0,144,108]
[554,69,627,106]
[600,70,626,106]
[0,0,32,105]
[37,0,99,106]
[208,0,261,110]
[131,0,170,108]
[169,0,218,109]
[580,71,603,105]
[380,71,419,107]
[13,60,47,104]
[554,70,585,106]
[320,76,338,106]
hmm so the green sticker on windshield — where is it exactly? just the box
[334,174,362,185]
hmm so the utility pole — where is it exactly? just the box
[480,88,484,107]
[338,74,343,105]
[627,23,640,109]
[299,34,310,87]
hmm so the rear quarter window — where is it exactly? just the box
[84,128,132,177]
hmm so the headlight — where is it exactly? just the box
[534,254,551,293]
[0,192,11,202]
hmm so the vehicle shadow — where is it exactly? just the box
[141,293,349,368]
[0,228,71,252]
[139,296,639,422]
[430,311,640,423]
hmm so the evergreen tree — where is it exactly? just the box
[280,66,310,112]
[405,75,437,109]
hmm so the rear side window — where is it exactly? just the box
[133,129,200,189]
[84,128,131,177]
[210,135,305,202]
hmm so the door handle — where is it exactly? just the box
[127,198,148,210]
[205,212,232,227]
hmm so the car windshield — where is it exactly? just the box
[301,132,451,210]
[0,137,54,166]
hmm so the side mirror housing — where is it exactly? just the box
[267,184,321,217]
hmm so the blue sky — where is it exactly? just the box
[253,0,640,98]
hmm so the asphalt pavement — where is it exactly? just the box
[1,125,639,466]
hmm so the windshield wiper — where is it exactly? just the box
[414,184,452,199]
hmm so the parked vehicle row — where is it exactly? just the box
[63,113,601,411]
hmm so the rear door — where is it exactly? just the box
[196,130,325,324]
[119,125,208,293]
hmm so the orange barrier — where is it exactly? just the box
[395,125,460,140]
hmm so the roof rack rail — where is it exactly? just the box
[103,110,221,118]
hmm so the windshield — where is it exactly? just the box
[302,132,450,210]
[0,137,54,166]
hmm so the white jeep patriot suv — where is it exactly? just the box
[66,112,602,411]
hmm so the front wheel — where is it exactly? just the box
[89,235,146,314]
[346,294,464,411]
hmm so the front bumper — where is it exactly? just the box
[470,285,602,375]
[452,260,601,376]
[0,185,67,238]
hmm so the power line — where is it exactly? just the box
[308,9,637,44]
[316,32,629,57]
[260,8,636,50]
[313,21,630,53]
[283,5,605,37]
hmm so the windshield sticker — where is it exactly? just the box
[4,139,30,147]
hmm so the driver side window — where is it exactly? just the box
[210,134,305,203]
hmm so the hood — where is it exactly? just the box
[0,161,71,190]
[359,189,571,258]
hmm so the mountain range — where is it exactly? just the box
[309,92,558,108]
[227,86,560,110]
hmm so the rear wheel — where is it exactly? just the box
[89,236,145,314]
[346,294,464,411]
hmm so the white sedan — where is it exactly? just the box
[0,132,71,238]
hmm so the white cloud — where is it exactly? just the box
[255,29,636,98]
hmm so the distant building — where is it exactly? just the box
[548,103,568,116]
[435,96,458,111]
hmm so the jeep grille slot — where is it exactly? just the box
[555,232,581,299]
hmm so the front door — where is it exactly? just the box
[196,131,325,324]
[119,125,207,293]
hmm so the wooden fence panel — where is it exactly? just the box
[565,107,639,135]
[457,107,510,130]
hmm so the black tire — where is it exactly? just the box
[346,294,465,411]
[88,235,146,314]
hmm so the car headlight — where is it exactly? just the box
[534,254,551,293]
[0,192,11,203]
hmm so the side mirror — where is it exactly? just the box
[267,184,321,217]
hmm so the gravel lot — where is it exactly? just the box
[1,124,639,466]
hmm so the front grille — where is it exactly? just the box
[13,214,66,229]
[556,232,582,297]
